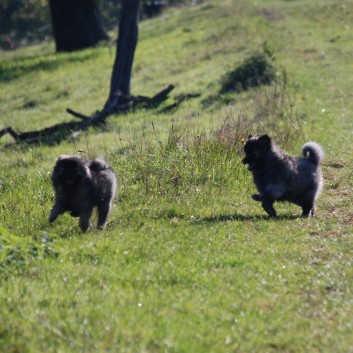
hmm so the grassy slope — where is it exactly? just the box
[0,0,353,352]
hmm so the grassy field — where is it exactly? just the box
[1,0,353,352]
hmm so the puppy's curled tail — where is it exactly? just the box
[89,158,108,172]
[302,142,324,165]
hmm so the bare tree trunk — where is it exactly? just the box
[104,0,140,111]
[48,0,109,52]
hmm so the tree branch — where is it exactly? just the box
[66,108,91,120]
[159,93,201,113]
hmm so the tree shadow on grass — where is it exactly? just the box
[0,50,100,83]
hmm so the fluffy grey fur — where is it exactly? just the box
[49,155,117,231]
[242,134,324,217]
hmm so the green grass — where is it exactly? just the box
[1,0,353,352]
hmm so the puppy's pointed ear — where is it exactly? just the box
[258,134,272,148]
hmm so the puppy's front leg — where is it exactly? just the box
[49,203,66,223]
[79,208,93,232]
[252,194,262,201]
[262,199,277,217]
[261,186,283,217]
[261,184,287,217]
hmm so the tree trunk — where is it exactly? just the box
[48,0,109,52]
[104,0,140,111]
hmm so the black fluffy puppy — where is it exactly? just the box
[243,134,324,217]
[49,155,117,231]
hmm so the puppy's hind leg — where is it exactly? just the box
[300,190,317,217]
[301,202,315,218]
[97,200,113,230]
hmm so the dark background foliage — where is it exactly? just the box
[0,0,196,50]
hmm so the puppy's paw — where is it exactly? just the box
[252,194,262,201]
[48,209,58,223]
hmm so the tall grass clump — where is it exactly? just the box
[114,76,304,203]
[225,74,304,148]
[220,45,276,93]
[118,125,245,199]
